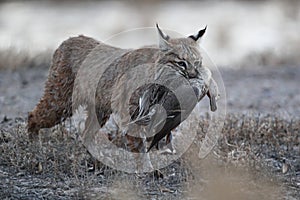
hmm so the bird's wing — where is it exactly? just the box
[147,131,172,152]
[146,89,183,152]
[131,84,167,125]
[146,93,183,152]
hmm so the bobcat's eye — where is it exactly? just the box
[176,61,187,70]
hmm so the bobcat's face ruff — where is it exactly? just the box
[156,24,207,79]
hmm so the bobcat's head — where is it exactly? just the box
[156,24,207,79]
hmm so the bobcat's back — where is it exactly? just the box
[28,35,161,134]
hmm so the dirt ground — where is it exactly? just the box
[0,0,299,198]
[0,55,299,199]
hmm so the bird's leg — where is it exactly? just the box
[166,132,172,145]
[207,91,217,112]
[207,78,219,112]
[158,131,175,154]
[134,129,154,173]
[166,132,175,153]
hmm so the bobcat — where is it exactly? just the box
[28,24,219,153]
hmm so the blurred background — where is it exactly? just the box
[0,0,300,67]
[0,0,300,117]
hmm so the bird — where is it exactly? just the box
[129,72,219,153]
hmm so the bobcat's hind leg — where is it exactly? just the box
[28,49,75,138]
[27,96,73,139]
[27,36,100,139]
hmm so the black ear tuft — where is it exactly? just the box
[189,25,207,42]
[156,23,170,41]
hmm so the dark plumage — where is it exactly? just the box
[129,76,216,152]
[130,83,184,152]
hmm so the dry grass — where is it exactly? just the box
[181,113,300,200]
[0,113,299,199]
[0,48,51,71]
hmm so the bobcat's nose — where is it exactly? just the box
[188,69,198,78]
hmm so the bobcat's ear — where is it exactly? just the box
[156,23,171,50]
[189,26,207,42]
